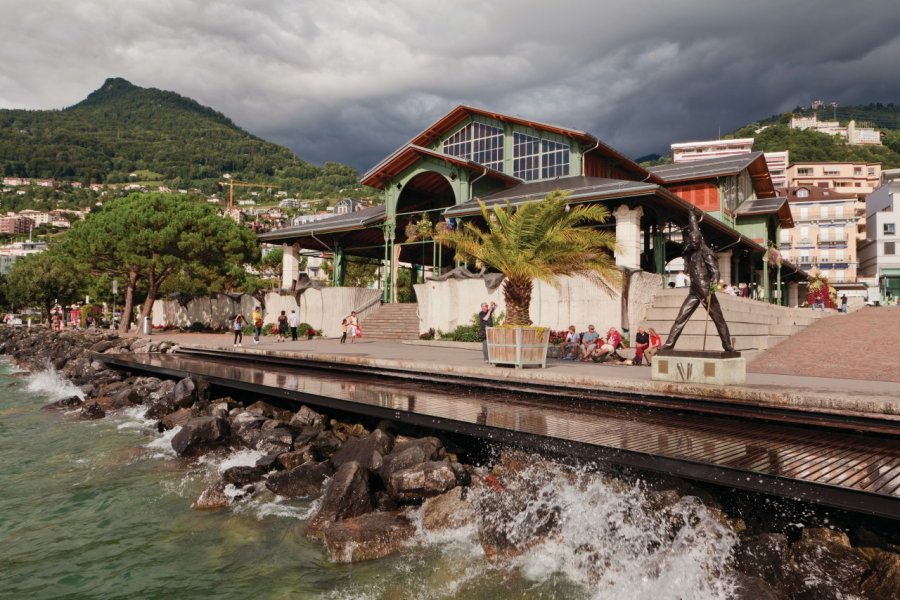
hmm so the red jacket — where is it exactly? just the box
[605,330,622,348]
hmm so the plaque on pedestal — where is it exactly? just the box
[652,349,746,385]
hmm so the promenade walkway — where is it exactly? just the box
[147,323,900,420]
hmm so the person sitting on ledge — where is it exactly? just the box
[633,326,650,365]
[590,327,622,363]
[562,325,581,360]
[579,325,599,362]
[643,328,662,366]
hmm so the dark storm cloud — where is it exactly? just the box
[2,0,900,171]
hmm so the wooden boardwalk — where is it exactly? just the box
[98,351,900,520]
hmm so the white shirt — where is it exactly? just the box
[288,312,299,327]
[675,273,688,288]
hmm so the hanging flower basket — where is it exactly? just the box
[404,221,419,241]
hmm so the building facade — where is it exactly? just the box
[780,187,863,284]
[859,169,900,301]
[787,162,881,194]
[789,114,882,145]
[671,138,754,162]
[0,216,35,235]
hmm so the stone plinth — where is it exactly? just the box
[652,349,746,385]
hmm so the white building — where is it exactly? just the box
[0,240,49,275]
[858,169,900,302]
[671,138,754,163]
[789,114,882,146]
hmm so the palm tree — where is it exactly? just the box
[436,190,620,326]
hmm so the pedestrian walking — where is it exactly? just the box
[288,309,299,341]
[276,310,288,342]
[233,313,245,346]
[347,311,360,344]
[479,301,496,363]
[252,306,263,343]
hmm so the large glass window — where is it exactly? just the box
[443,122,504,171]
[513,132,570,181]
[885,223,896,235]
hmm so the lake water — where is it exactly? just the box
[0,361,740,599]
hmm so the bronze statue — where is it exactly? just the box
[662,210,734,352]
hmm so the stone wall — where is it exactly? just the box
[151,287,380,335]
[414,272,664,334]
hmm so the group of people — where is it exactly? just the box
[561,324,662,366]
[231,307,301,346]
[340,311,360,343]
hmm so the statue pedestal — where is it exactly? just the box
[651,349,746,385]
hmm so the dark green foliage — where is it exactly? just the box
[0,77,362,198]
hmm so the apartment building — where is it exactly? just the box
[859,169,900,301]
[781,187,863,284]
[787,162,881,195]
[789,114,882,145]
[671,139,789,190]
[0,216,35,235]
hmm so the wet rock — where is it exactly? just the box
[294,424,324,446]
[255,422,294,455]
[379,436,445,480]
[331,420,368,442]
[171,416,230,457]
[860,550,900,600]
[245,400,292,422]
[310,430,342,459]
[800,526,850,547]
[160,408,195,433]
[255,453,283,472]
[289,405,324,430]
[79,401,106,420]
[89,339,120,353]
[192,481,229,510]
[306,461,373,540]
[731,573,781,600]
[387,460,459,503]
[277,445,317,470]
[733,532,791,586]
[222,466,265,487]
[44,395,83,409]
[171,377,196,409]
[331,429,394,471]
[207,401,230,420]
[230,412,266,449]
[423,486,476,532]
[322,511,416,563]
[266,460,334,498]
[785,532,869,598]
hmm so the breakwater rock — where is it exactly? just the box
[2,326,899,596]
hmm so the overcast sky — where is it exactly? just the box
[2,0,900,171]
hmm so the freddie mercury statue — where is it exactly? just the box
[661,210,735,353]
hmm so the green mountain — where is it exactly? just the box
[0,77,362,196]
[727,103,900,168]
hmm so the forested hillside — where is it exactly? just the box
[0,78,363,197]
[727,103,900,168]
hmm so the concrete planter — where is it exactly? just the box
[486,327,550,369]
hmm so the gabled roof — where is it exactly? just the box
[443,176,657,218]
[363,105,657,187]
[649,152,776,199]
[361,144,520,190]
[735,196,794,227]
[785,186,860,202]
[257,205,386,242]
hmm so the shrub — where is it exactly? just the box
[419,328,435,340]
[188,321,206,332]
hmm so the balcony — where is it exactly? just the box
[819,236,847,244]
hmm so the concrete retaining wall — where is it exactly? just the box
[151,287,380,335]
[414,272,663,334]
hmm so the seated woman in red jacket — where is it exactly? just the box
[642,328,663,366]
[590,327,622,362]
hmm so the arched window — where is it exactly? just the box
[796,188,810,198]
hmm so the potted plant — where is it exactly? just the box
[436,190,620,368]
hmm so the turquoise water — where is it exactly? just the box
[0,361,737,599]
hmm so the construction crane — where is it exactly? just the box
[218,179,281,209]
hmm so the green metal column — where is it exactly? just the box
[777,263,783,306]
[653,227,666,282]
[382,221,396,303]
[332,245,345,287]
[762,252,770,304]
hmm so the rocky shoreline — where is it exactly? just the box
[1,326,898,598]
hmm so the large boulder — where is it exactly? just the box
[322,511,416,563]
[192,481,229,510]
[266,460,334,498]
[171,377,196,409]
[331,429,394,471]
[379,436,445,481]
[861,550,900,600]
[733,533,791,586]
[387,460,461,503]
[171,416,230,457]
[306,461,373,540]
[784,528,869,598]
[44,395,83,410]
[256,421,295,455]
[222,466,265,487]
[79,401,106,420]
[246,400,293,422]
[730,573,781,600]
[310,430,342,460]
[422,486,476,532]
[230,412,267,448]
[277,445,317,470]
[289,405,324,430]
